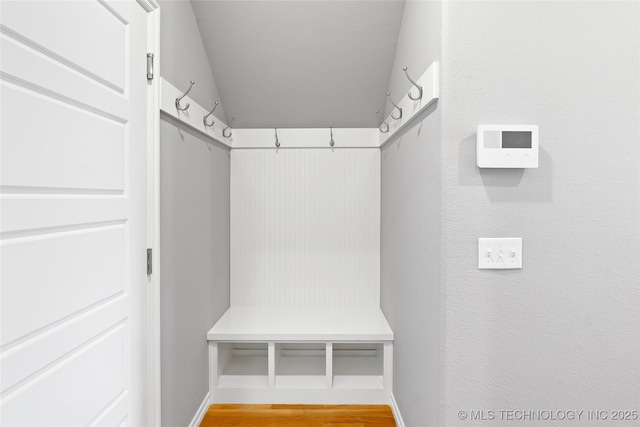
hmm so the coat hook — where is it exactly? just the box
[223,116,235,138]
[275,128,280,148]
[329,127,335,147]
[175,80,195,111]
[203,101,218,127]
[387,92,402,120]
[403,66,423,100]
[376,110,389,133]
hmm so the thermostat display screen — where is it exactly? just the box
[477,124,538,168]
[502,131,532,149]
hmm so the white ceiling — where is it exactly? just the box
[191,0,406,128]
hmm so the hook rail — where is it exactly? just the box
[378,61,440,148]
[160,77,233,148]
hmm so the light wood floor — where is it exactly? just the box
[199,404,397,427]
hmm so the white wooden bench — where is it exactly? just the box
[207,307,394,404]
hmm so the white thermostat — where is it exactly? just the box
[477,125,538,168]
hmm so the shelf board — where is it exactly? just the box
[333,375,384,390]
[275,375,326,389]
[218,375,269,389]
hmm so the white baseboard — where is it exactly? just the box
[390,393,406,427]
[188,391,211,427]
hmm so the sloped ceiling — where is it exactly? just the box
[191,0,405,128]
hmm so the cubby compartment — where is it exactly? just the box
[275,343,326,389]
[332,343,384,389]
[217,342,269,388]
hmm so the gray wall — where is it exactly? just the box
[160,117,230,426]
[380,2,442,426]
[159,2,230,425]
[440,1,639,425]
[159,0,227,122]
[382,1,639,426]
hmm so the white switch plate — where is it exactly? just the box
[478,238,522,269]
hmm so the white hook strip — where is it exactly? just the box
[379,61,440,148]
[160,78,232,148]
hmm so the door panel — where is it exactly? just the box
[0,1,148,426]
[2,223,127,345]
[0,31,127,119]
[1,327,128,426]
[1,0,128,92]
[1,82,126,192]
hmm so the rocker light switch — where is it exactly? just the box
[478,238,522,269]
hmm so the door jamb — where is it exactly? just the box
[136,0,162,425]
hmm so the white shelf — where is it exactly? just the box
[275,375,326,389]
[333,375,384,390]
[219,375,268,389]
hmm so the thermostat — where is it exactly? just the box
[477,125,538,168]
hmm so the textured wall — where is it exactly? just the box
[160,117,230,426]
[380,1,442,426]
[231,148,380,307]
[382,1,639,426]
[158,0,227,122]
[440,1,640,425]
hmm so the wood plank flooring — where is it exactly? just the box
[199,404,397,427]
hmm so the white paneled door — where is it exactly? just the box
[1,1,151,426]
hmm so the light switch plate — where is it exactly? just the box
[478,238,522,269]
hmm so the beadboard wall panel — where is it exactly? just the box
[231,148,380,307]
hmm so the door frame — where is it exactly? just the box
[136,0,162,425]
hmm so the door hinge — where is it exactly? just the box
[146,53,154,80]
[147,248,153,275]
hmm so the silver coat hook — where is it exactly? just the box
[175,80,195,111]
[330,127,335,147]
[275,128,280,148]
[223,116,234,138]
[387,92,403,120]
[376,110,389,133]
[203,101,218,127]
[403,66,423,100]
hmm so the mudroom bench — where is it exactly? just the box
[207,307,394,404]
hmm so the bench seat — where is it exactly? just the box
[207,307,394,342]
